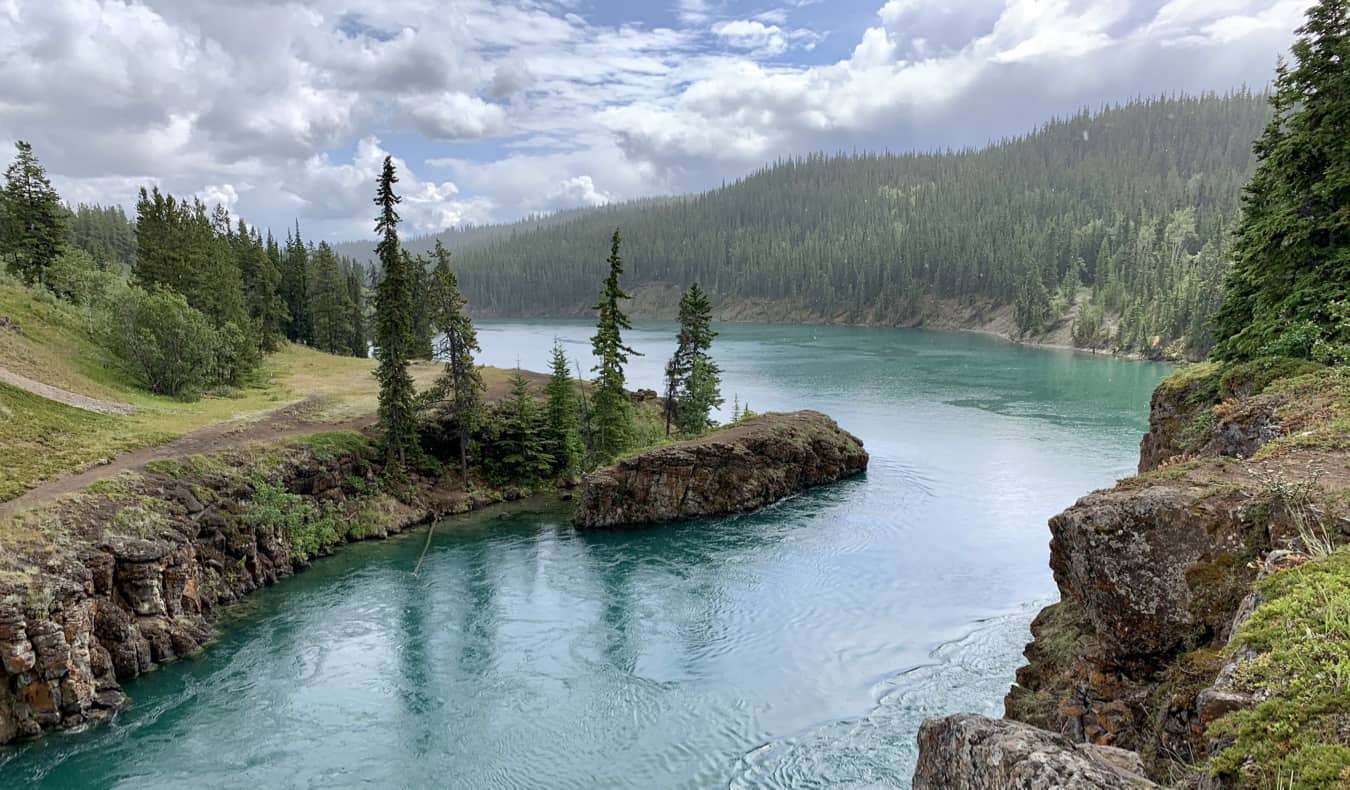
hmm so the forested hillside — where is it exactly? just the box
[440,92,1269,359]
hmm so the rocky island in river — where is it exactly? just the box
[573,410,869,528]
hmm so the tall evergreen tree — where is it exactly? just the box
[491,371,554,485]
[669,283,722,435]
[67,203,136,271]
[235,218,286,351]
[281,223,312,343]
[590,229,639,460]
[308,241,354,354]
[679,356,723,436]
[1212,0,1350,362]
[408,252,436,360]
[0,141,66,286]
[372,156,419,472]
[545,339,583,477]
[344,265,367,358]
[428,239,484,482]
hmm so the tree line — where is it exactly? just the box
[436,92,1269,359]
[0,143,381,396]
[369,156,724,484]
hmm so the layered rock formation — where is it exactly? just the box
[573,411,868,528]
[0,436,510,745]
[915,366,1350,786]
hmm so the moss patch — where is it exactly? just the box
[1205,550,1350,789]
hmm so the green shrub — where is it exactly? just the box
[208,320,262,388]
[243,476,340,563]
[101,286,216,397]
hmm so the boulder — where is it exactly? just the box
[573,411,867,528]
[913,714,1160,789]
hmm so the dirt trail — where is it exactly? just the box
[0,368,557,523]
[0,396,375,523]
[0,366,137,415]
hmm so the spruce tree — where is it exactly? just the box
[545,339,583,477]
[590,229,639,460]
[666,283,722,435]
[428,239,484,482]
[344,265,367,358]
[407,251,436,359]
[0,141,66,286]
[372,156,419,473]
[235,218,286,351]
[492,371,555,485]
[679,356,723,435]
[1212,0,1350,362]
[308,242,355,354]
[281,223,312,343]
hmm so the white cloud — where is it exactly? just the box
[0,0,1309,240]
[290,137,495,237]
[712,19,818,55]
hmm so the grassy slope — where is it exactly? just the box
[1139,361,1350,787]
[0,282,531,502]
[1208,550,1350,788]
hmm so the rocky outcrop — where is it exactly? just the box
[573,411,868,528]
[913,714,1160,789]
[915,366,1349,787]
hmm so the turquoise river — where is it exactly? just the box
[0,322,1169,788]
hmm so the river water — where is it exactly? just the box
[0,322,1168,788]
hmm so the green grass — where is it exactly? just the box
[0,382,168,501]
[0,281,447,502]
[1157,361,1223,407]
[1206,550,1350,789]
[1253,367,1350,457]
[298,430,374,461]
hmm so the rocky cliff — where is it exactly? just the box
[573,411,868,528]
[915,363,1350,787]
[0,431,513,745]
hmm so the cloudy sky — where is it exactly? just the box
[0,0,1310,241]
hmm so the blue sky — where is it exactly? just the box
[0,0,1311,241]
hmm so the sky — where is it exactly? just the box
[0,0,1312,241]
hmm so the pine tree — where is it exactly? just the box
[1,142,66,286]
[428,239,484,482]
[492,371,555,485]
[545,339,583,477]
[590,229,639,460]
[372,156,419,473]
[1212,0,1350,362]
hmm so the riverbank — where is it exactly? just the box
[470,285,1170,362]
[0,425,554,744]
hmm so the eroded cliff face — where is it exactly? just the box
[918,365,1350,787]
[0,435,506,745]
[573,411,869,529]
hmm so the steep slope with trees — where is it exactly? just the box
[441,93,1269,359]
